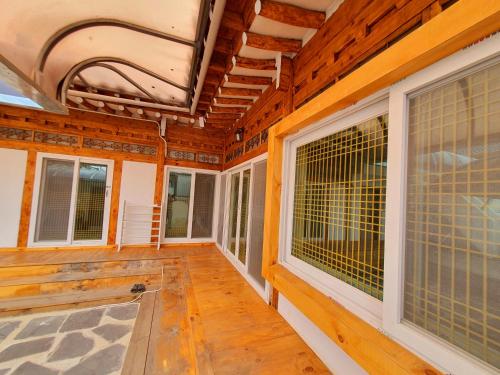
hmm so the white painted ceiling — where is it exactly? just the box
[0,0,202,105]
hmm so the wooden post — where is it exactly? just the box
[107,159,123,245]
[17,150,37,248]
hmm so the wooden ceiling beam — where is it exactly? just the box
[225,74,272,85]
[221,10,245,32]
[214,37,233,54]
[204,73,223,85]
[205,118,235,125]
[232,56,276,70]
[210,105,247,114]
[219,86,262,97]
[206,112,242,120]
[214,97,254,106]
[243,31,302,53]
[255,0,325,29]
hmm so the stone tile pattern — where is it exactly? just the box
[0,303,138,375]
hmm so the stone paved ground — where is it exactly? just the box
[0,303,139,374]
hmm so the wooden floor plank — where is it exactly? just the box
[122,292,156,375]
[0,245,330,374]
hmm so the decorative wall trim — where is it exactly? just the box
[35,131,78,146]
[0,126,32,141]
[168,149,196,161]
[83,138,157,156]
[198,153,220,164]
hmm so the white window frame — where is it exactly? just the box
[162,166,219,243]
[383,34,500,375]
[224,166,252,267]
[28,152,114,247]
[222,152,270,300]
[279,92,389,329]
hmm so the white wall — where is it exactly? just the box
[116,161,156,245]
[0,148,27,247]
[278,295,367,375]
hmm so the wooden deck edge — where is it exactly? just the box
[269,265,440,375]
[122,292,157,375]
[0,245,117,252]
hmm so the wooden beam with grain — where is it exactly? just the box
[17,150,37,248]
[214,97,254,106]
[225,74,272,85]
[210,105,247,114]
[219,86,262,97]
[107,159,123,245]
[243,32,302,53]
[206,112,242,120]
[232,56,276,71]
[255,0,325,29]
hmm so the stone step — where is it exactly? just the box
[0,273,162,299]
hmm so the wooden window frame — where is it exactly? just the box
[280,94,388,328]
[383,34,500,375]
[261,1,500,373]
[28,152,114,248]
[161,166,219,244]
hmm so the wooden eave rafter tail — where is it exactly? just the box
[254,0,325,29]
[202,0,327,131]
[210,105,247,114]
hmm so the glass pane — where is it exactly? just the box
[238,169,251,264]
[165,172,191,238]
[35,159,74,242]
[217,174,227,246]
[248,161,267,288]
[227,173,240,254]
[404,62,500,369]
[291,114,388,300]
[191,173,215,238]
[73,163,108,241]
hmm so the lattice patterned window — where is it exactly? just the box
[281,98,388,321]
[403,60,500,370]
[289,114,388,300]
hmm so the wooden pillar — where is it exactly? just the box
[17,150,37,248]
[154,140,165,206]
[107,159,123,245]
[151,139,165,244]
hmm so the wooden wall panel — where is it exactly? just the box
[220,0,455,171]
[292,0,451,108]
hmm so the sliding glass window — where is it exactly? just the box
[164,168,217,241]
[403,61,500,369]
[31,154,113,246]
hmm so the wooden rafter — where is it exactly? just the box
[232,56,276,70]
[206,112,242,120]
[214,97,254,106]
[243,32,302,53]
[210,105,246,114]
[225,74,272,85]
[255,0,325,29]
[219,87,262,97]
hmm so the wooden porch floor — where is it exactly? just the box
[0,246,330,374]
